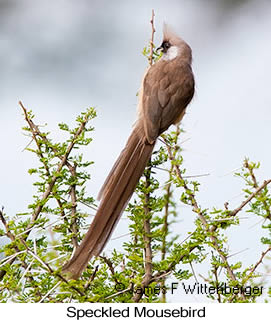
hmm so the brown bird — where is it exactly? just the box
[62,24,195,279]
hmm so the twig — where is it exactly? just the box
[16,213,68,238]
[0,223,43,298]
[230,179,271,217]
[105,287,132,300]
[244,159,258,188]
[21,241,84,297]
[18,259,34,287]
[100,256,120,284]
[78,200,98,211]
[0,209,40,286]
[189,262,198,283]
[150,271,172,283]
[228,248,249,259]
[84,265,99,290]
[184,173,210,179]
[148,9,155,66]
[243,159,271,221]
[0,207,16,241]
[0,207,6,227]
[111,232,130,240]
[243,246,271,284]
[19,101,73,169]
[213,265,221,303]
[47,254,67,264]
[38,281,61,303]
[0,251,27,267]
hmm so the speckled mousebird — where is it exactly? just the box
[62,24,195,279]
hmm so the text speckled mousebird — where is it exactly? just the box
[62,24,195,279]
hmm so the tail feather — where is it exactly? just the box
[93,140,154,253]
[62,126,155,278]
[97,125,145,200]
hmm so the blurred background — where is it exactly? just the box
[1,0,271,301]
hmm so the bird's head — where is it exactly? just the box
[157,23,192,62]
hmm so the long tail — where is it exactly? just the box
[62,125,155,279]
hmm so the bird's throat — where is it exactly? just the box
[163,46,179,61]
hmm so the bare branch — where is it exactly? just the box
[230,179,271,217]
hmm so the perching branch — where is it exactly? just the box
[132,11,156,302]
[148,9,156,66]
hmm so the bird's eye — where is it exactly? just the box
[158,41,171,53]
[164,41,171,49]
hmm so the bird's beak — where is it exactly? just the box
[157,44,163,52]
[156,44,164,52]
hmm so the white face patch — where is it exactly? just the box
[162,46,179,61]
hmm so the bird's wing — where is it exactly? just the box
[142,60,194,142]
